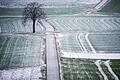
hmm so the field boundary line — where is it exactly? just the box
[62,52,120,59]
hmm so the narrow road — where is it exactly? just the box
[42,20,60,80]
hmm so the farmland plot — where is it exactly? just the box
[61,58,120,80]
[89,32,120,53]
[58,32,120,80]
[57,33,82,53]
[49,16,120,32]
[0,35,45,80]
[58,32,120,54]
[0,17,44,33]
[0,5,95,16]
[57,32,90,54]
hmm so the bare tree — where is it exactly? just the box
[23,2,46,33]
[0,1,9,6]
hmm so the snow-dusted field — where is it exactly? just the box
[57,32,120,80]
[0,4,120,80]
[0,0,119,80]
[57,32,120,53]
[0,17,45,33]
[0,35,45,80]
[49,16,120,32]
[0,15,120,80]
[61,58,120,80]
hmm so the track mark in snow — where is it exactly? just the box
[85,33,96,53]
[95,60,108,80]
[76,33,84,52]
[95,0,111,10]
[104,60,119,80]
[77,33,87,53]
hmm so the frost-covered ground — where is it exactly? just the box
[0,0,100,4]
[0,15,120,80]
[0,17,45,33]
[46,15,120,80]
[57,32,120,53]
[61,58,120,80]
[0,66,42,80]
[0,0,120,79]
[48,16,120,32]
[0,35,46,80]
[57,31,120,80]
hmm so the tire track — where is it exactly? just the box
[95,60,108,80]
[104,60,119,80]
[77,33,88,53]
[85,33,96,53]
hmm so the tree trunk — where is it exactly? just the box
[33,19,36,33]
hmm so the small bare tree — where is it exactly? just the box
[23,2,46,33]
[0,1,9,6]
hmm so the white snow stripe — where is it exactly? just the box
[62,52,120,59]
[95,60,108,80]
[104,60,119,80]
[85,33,96,53]
[78,33,88,53]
